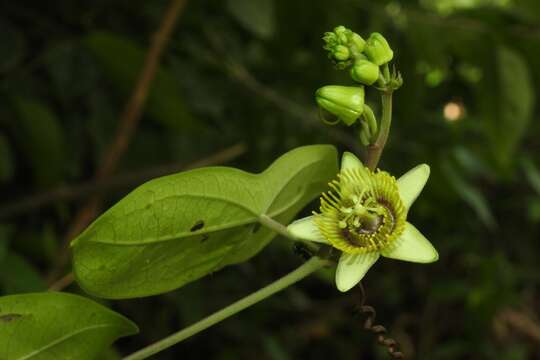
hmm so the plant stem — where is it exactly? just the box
[122,257,329,360]
[258,214,294,238]
[362,104,378,139]
[366,91,393,170]
[259,214,320,252]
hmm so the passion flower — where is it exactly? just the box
[287,152,438,292]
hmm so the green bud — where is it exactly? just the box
[350,59,380,85]
[323,26,365,68]
[322,32,338,49]
[315,85,365,126]
[334,45,350,61]
[349,33,365,55]
[364,32,394,66]
[334,26,349,44]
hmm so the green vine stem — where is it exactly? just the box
[123,256,330,360]
[366,91,392,170]
[259,214,320,252]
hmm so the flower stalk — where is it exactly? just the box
[366,91,393,170]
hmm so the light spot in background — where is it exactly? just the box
[444,101,465,122]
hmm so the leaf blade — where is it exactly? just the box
[0,292,137,360]
[73,145,337,298]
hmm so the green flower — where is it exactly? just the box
[287,152,438,292]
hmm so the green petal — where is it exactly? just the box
[381,222,438,263]
[335,252,379,292]
[397,164,430,210]
[341,151,363,172]
[287,216,328,243]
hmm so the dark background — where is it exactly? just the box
[1,0,540,358]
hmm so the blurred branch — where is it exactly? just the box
[361,2,540,40]
[47,143,246,292]
[196,29,363,155]
[97,0,188,179]
[48,272,74,292]
[495,308,540,344]
[46,0,188,284]
[225,62,361,154]
[0,143,246,219]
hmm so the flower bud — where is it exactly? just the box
[349,33,365,55]
[334,45,350,61]
[334,26,349,44]
[350,59,379,85]
[364,32,393,66]
[315,85,364,126]
[323,26,366,67]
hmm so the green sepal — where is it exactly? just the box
[381,222,438,263]
[315,85,365,126]
[397,164,430,211]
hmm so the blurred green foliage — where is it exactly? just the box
[1,0,540,358]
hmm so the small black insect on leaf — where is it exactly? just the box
[0,313,23,322]
[201,234,210,243]
[190,220,205,232]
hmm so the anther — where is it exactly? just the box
[341,207,353,214]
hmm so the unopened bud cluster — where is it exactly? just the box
[316,26,402,145]
[323,26,366,69]
[323,26,394,86]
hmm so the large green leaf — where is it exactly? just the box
[84,32,197,130]
[521,158,540,196]
[0,292,138,360]
[485,46,534,169]
[442,161,496,230]
[73,145,337,299]
[226,0,276,39]
[0,252,46,294]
